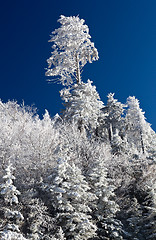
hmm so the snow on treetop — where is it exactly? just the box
[46,15,99,86]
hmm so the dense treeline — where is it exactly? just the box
[0,93,155,239]
[0,15,156,239]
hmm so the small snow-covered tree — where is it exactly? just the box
[87,149,125,239]
[116,160,156,239]
[47,158,97,239]
[147,129,156,161]
[0,164,20,206]
[111,129,129,155]
[60,80,104,134]
[0,163,26,240]
[139,164,156,239]
[26,198,54,240]
[126,96,151,154]
[45,15,99,86]
[100,93,125,143]
[125,197,144,240]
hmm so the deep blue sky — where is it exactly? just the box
[0,0,156,130]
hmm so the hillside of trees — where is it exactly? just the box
[0,15,156,240]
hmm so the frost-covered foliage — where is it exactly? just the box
[99,93,125,142]
[46,158,97,239]
[25,197,55,240]
[60,80,104,134]
[139,165,156,239]
[0,230,27,240]
[0,96,155,239]
[51,227,66,240]
[45,15,99,86]
[0,163,26,239]
[0,15,156,240]
[86,147,125,239]
[0,164,20,205]
[0,100,59,185]
[126,96,152,154]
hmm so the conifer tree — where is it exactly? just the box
[118,161,155,240]
[100,93,125,143]
[147,129,156,161]
[111,129,129,155]
[87,153,125,239]
[47,158,97,239]
[124,197,144,240]
[126,96,151,154]
[140,165,156,239]
[0,164,20,206]
[0,163,27,240]
[26,197,54,240]
[60,80,104,135]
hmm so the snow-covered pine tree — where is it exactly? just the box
[139,164,156,239]
[126,96,152,154]
[45,15,99,86]
[46,158,97,240]
[111,129,129,156]
[26,197,54,240]
[87,150,125,239]
[99,93,125,144]
[147,129,156,162]
[0,163,27,240]
[0,163,20,206]
[125,197,144,240]
[117,160,154,239]
[60,80,104,135]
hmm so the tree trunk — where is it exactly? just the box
[140,130,145,154]
[108,123,113,143]
[75,54,81,84]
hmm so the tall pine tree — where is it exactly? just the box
[46,15,99,86]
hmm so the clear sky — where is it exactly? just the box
[0,0,156,130]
